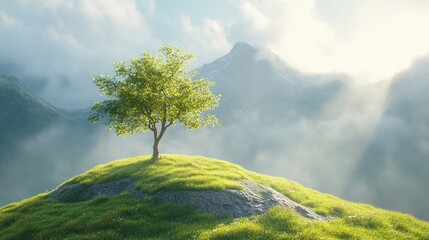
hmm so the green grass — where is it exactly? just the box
[1,154,428,239]
[0,194,223,240]
[62,155,249,193]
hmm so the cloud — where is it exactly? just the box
[0,0,235,108]
[239,1,270,31]
[180,15,231,66]
[0,0,155,108]
[3,0,429,108]
[229,0,429,83]
[0,11,20,27]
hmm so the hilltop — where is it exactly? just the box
[0,155,428,239]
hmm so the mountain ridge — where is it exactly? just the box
[198,41,345,123]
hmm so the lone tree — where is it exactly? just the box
[89,46,220,159]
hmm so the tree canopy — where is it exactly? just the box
[89,45,220,158]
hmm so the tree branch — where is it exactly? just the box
[151,123,158,139]
[157,122,168,142]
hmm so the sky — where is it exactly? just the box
[1,0,429,109]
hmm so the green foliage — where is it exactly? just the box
[89,46,220,157]
[89,45,220,138]
[1,155,429,239]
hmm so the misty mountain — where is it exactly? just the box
[344,56,429,220]
[0,75,67,142]
[0,74,97,205]
[199,42,345,124]
[187,42,351,179]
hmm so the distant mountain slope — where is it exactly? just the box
[0,74,96,206]
[198,42,345,123]
[385,57,429,119]
[1,155,428,240]
[345,56,429,220]
[0,74,68,142]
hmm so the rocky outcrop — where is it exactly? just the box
[158,180,325,220]
[48,178,325,221]
[48,178,147,202]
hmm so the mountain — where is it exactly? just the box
[0,74,97,206]
[0,155,427,239]
[344,56,429,220]
[198,42,345,123]
[0,74,70,145]
[188,42,349,175]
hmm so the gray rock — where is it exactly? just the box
[48,183,81,201]
[48,178,148,201]
[157,180,325,220]
[48,179,325,220]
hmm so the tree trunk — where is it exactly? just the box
[151,122,171,159]
[152,137,160,159]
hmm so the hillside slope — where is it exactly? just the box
[0,74,97,206]
[1,155,428,240]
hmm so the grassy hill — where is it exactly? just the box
[0,155,428,239]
